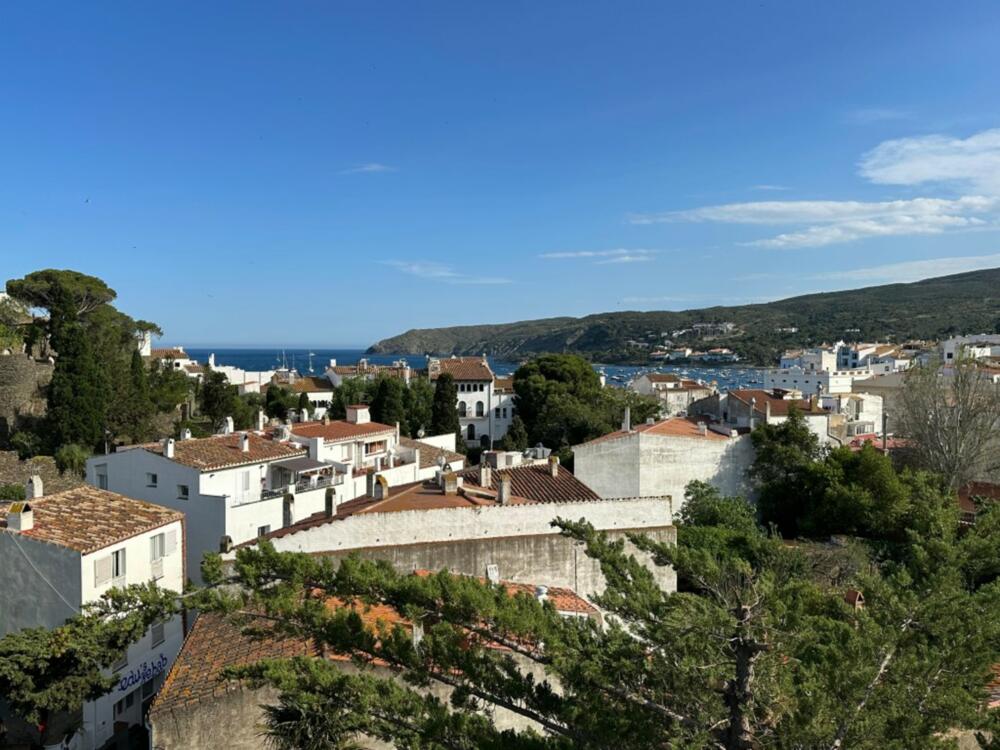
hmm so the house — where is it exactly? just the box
[630,373,716,416]
[428,355,512,448]
[572,415,754,511]
[148,573,598,750]
[85,427,314,583]
[689,388,835,443]
[324,357,414,386]
[285,375,336,408]
[147,346,196,371]
[763,366,868,395]
[0,480,185,749]
[941,334,1000,363]
[779,345,839,372]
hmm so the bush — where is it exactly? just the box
[0,483,26,501]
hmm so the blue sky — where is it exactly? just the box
[2,2,1000,347]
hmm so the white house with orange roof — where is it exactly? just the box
[0,480,186,749]
[572,414,754,510]
[429,355,514,448]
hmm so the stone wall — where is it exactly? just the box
[0,451,83,494]
[0,354,51,444]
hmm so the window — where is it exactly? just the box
[112,548,127,580]
[114,697,125,716]
[151,620,165,647]
[467,424,476,440]
[459,383,465,392]
[502,407,507,418]
[177,484,189,500]
[150,533,165,562]
[475,401,484,417]
[494,407,500,418]
[257,525,271,538]
[95,464,108,490]
[458,401,467,417]
[112,650,128,673]
[364,440,387,456]
[145,472,158,488]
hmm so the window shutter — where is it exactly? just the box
[94,555,112,586]
[165,529,178,555]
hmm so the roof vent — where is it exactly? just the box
[548,455,559,478]
[180,427,193,441]
[256,409,267,432]
[534,585,548,603]
[497,476,512,505]
[222,416,235,435]
[6,501,33,531]
[26,474,43,500]
[164,437,175,459]
[240,432,250,453]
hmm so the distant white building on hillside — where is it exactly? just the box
[941,334,1000,363]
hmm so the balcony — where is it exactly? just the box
[261,473,342,500]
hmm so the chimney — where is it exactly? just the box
[256,409,266,431]
[442,471,458,495]
[698,422,708,436]
[548,455,559,478]
[497,475,512,505]
[479,460,493,488]
[164,437,175,459]
[346,405,370,424]
[26,474,43,500]
[622,406,632,432]
[240,432,250,453]
[180,427,193,441]
[300,407,310,423]
[223,416,234,435]
[6,501,33,532]
[534,585,548,603]
[322,413,330,425]
[325,488,336,517]
[219,535,233,553]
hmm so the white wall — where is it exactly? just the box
[243,496,671,556]
[574,432,754,511]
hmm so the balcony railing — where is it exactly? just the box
[261,473,342,500]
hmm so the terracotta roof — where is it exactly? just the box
[432,357,494,382]
[291,419,395,443]
[493,376,514,393]
[958,481,1000,516]
[149,347,188,360]
[576,416,731,448]
[151,612,317,715]
[728,389,827,416]
[398,436,464,469]
[0,486,183,554]
[153,572,593,717]
[287,376,335,394]
[459,463,599,503]
[141,433,306,471]
[183,363,204,374]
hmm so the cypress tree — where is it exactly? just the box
[430,373,462,449]
[127,348,154,442]
[371,378,407,428]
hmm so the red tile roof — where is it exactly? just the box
[0,486,183,553]
[728,389,827,416]
[398,436,464,469]
[431,357,494,382]
[149,347,188,360]
[576,416,731,448]
[291,419,395,443]
[141,433,306,471]
[459,463,599,503]
[287,376,335,394]
[493,376,515,393]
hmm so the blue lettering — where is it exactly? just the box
[116,654,170,693]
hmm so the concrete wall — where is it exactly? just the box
[574,433,754,511]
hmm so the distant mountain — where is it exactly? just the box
[367,268,1000,365]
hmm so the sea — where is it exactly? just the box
[184,348,765,393]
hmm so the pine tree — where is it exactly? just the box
[499,415,529,451]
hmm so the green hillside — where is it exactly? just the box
[368,268,1000,365]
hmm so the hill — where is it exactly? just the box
[367,268,1000,365]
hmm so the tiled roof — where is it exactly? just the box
[153,572,593,717]
[287,376,335,394]
[459,463,599,503]
[0,486,183,553]
[432,357,494,382]
[576,416,731,448]
[151,612,317,715]
[493,376,515,393]
[291,420,395,443]
[728,389,827,416]
[958,481,1000,516]
[398,436,464,469]
[183,363,204,374]
[141,433,306,471]
[149,348,188,360]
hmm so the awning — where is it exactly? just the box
[271,457,329,473]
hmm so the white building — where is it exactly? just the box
[630,373,716,416]
[763,366,867,395]
[324,357,413,386]
[429,356,512,448]
[779,346,839,371]
[0,481,185,749]
[572,415,754,511]
[941,334,1000,363]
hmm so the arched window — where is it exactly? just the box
[458,401,467,417]
[475,401,485,417]
[467,424,476,440]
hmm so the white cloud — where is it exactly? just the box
[631,126,1000,249]
[540,248,657,264]
[750,184,791,192]
[812,252,1000,284]
[845,107,912,124]
[340,163,395,174]
[859,128,1000,194]
[382,260,510,285]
